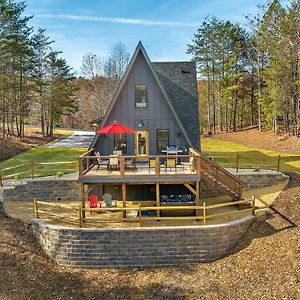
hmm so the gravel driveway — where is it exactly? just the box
[48,130,95,148]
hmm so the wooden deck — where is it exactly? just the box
[78,148,201,183]
[79,162,199,183]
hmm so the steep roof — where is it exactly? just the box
[90,42,200,149]
[152,62,200,148]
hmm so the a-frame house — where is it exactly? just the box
[79,42,243,216]
[90,41,200,157]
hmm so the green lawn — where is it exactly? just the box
[0,147,87,180]
[1,136,299,182]
[202,137,300,173]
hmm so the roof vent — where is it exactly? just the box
[181,69,190,74]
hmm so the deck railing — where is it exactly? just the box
[0,160,78,186]
[210,153,282,173]
[34,198,256,228]
[79,148,201,177]
[189,148,244,199]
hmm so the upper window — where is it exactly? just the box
[156,129,169,153]
[114,133,127,154]
[135,84,147,108]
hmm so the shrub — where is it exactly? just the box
[56,171,64,177]
[14,175,21,180]
[253,167,260,172]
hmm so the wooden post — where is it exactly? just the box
[31,161,35,178]
[79,158,83,176]
[239,183,243,201]
[138,202,142,225]
[87,156,90,171]
[252,196,256,216]
[78,205,82,228]
[156,182,160,218]
[236,154,239,173]
[195,181,200,217]
[277,155,281,172]
[34,198,39,218]
[81,183,86,221]
[120,157,125,176]
[196,156,201,176]
[122,183,126,218]
[155,157,160,175]
[203,202,206,225]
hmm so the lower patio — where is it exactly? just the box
[4,179,287,228]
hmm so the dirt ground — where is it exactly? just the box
[0,175,299,299]
[213,128,300,154]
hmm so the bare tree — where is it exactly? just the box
[104,42,130,79]
[81,53,102,79]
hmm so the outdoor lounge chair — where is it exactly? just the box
[103,193,116,207]
[88,194,102,215]
[94,151,108,170]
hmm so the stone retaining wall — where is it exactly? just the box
[2,171,287,202]
[2,178,81,201]
[236,172,288,188]
[32,216,254,268]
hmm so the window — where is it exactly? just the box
[114,133,127,154]
[156,129,169,153]
[135,84,147,108]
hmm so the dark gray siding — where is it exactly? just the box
[96,51,189,155]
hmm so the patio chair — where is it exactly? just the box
[148,158,156,174]
[108,156,119,170]
[94,151,108,170]
[88,194,102,215]
[165,158,176,172]
[103,193,117,207]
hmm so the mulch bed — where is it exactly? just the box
[0,176,299,299]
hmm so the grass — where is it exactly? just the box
[0,147,87,179]
[24,127,74,136]
[202,137,300,173]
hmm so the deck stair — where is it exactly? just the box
[196,151,245,201]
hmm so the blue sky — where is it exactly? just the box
[22,0,270,75]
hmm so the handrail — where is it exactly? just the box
[199,154,243,184]
[80,148,95,157]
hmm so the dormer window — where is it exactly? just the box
[135,84,147,108]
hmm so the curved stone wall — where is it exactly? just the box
[32,216,254,268]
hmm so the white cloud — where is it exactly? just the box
[36,14,199,27]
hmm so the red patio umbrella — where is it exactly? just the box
[96,121,135,134]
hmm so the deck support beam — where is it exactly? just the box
[195,181,200,216]
[184,183,197,196]
[156,182,160,218]
[122,183,126,218]
[81,183,86,221]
